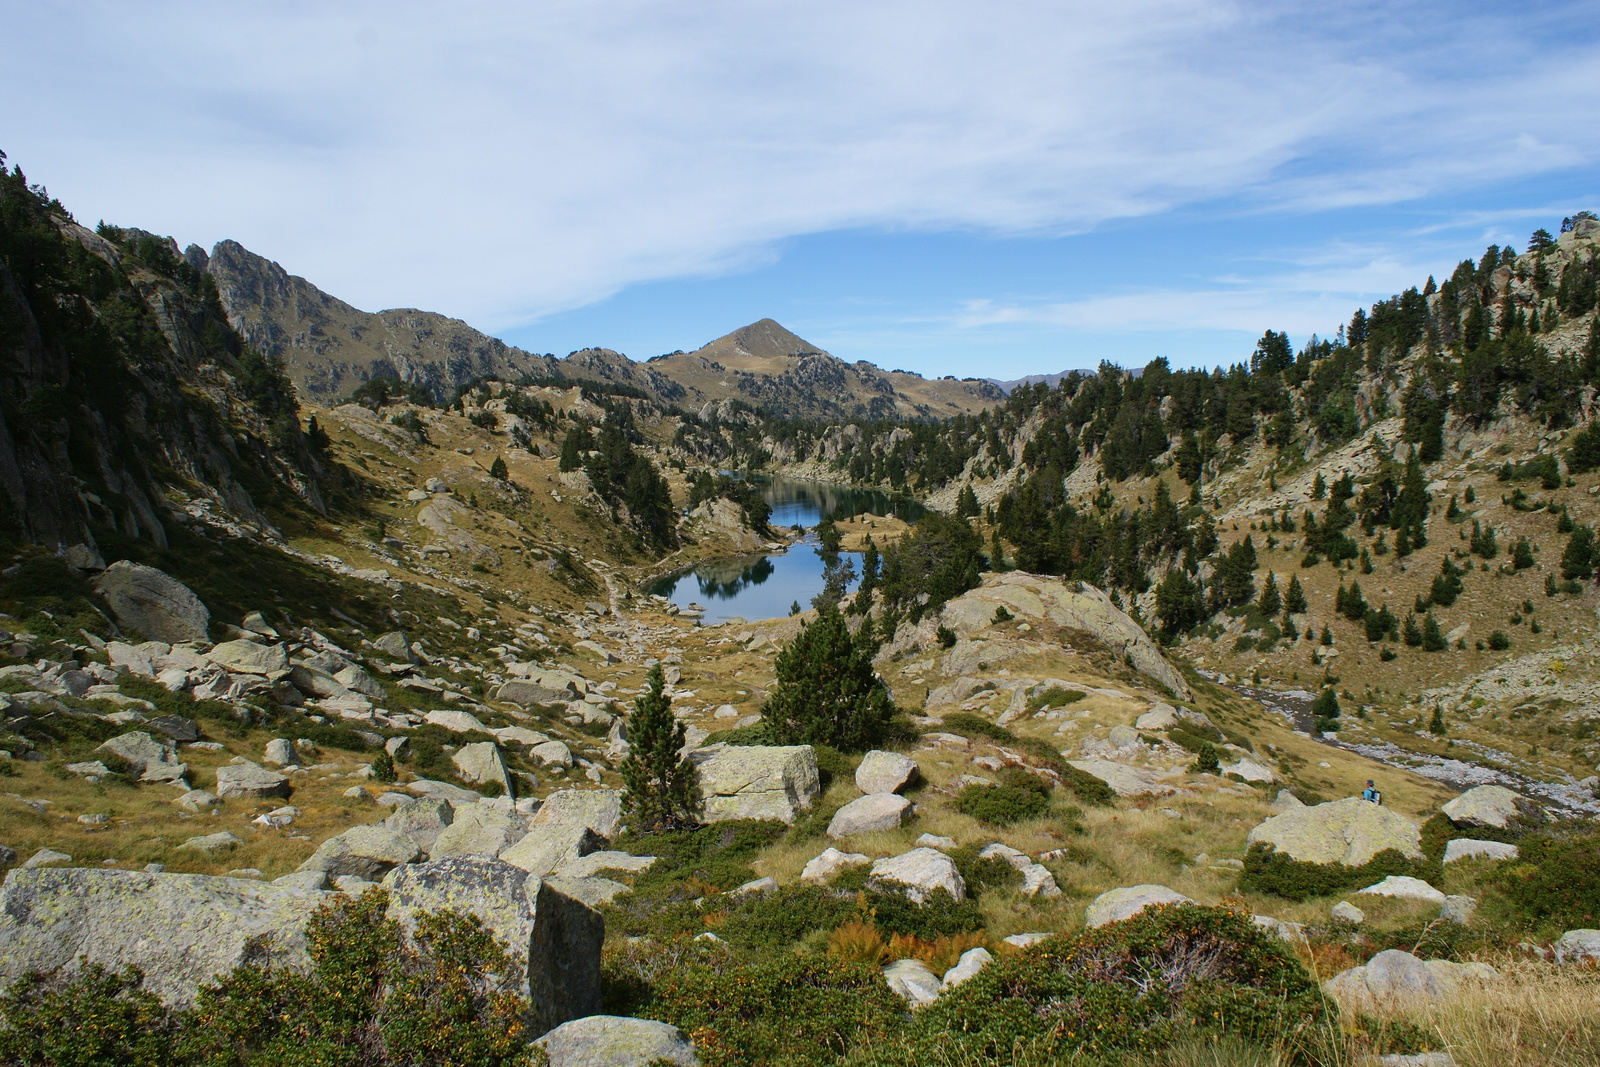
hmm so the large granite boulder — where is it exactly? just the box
[296,825,420,880]
[532,789,624,838]
[1322,949,1498,1010]
[1066,759,1176,797]
[382,797,454,857]
[1443,839,1519,864]
[1441,785,1543,830]
[95,730,175,775]
[801,847,871,884]
[689,745,820,824]
[883,957,941,1007]
[501,823,603,877]
[827,794,913,838]
[1356,875,1445,905]
[855,750,918,795]
[868,848,966,903]
[429,805,527,860]
[383,857,603,1037]
[215,760,291,800]
[0,867,326,1005]
[535,1015,699,1067]
[1245,797,1422,866]
[1552,929,1600,964]
[94,562,210,643]
[453,741,513,796]
[933,574,1191,699]
[497,680,581,706]
[1084,885,1192,928]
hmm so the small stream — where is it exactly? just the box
[1203,672,1600,817]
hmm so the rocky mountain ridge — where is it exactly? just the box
[206,240,1001,419]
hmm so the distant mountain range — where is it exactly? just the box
[201,241,1001,420]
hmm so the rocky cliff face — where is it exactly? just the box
[0,169,327,551]
[206,240,544,402]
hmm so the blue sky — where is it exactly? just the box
[3,2,1597,380]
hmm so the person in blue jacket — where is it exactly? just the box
[1361,779,1383,805]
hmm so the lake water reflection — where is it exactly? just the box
[650,477,917,624]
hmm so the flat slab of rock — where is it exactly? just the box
[407,778,485,807]
[297,825,420,880]
[424,709,490,734]
[383,857,602,1037]
[1357,875,1446,905]
[1066,759,1175,797]
[855,750,918,795]
[531,789,623,839]
[1019,863,1062,898]
[557,851,656,879]
[827,793,912,838]
[1003,932,1053,949]
[94,562,210,643]
[1442,785,1541,830]
[535,1015,699,1067]
[801,847,870,884]
[1084,884,1191,927]
[868,847,966,903]
[178,832,241,854]
[215,760,290,799]
[0,868,326,1005]
[689,745,821,824]
[207,639,288,676]
[1331,901,1366,924]
[429,805,527,860]
[497,680,581,706]
[1222,758,1276,783]
[1443,839,1518,863]
[382,797,454,856]
[501,823,602,876]
[542,874,631,908]
[1246,797,1422,866]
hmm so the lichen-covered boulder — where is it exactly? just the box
[531,789,624,838]
[1441,785,1543,830]
[500,823,602,877]
[1322,949,1498,1010]
[452,741,513,795]
[94,562,210,643]
[0,868,326,1005]
[1083,885,1191,927]
[855,750,918,795]
[868,848,965,903]
[1443,839,1519,864]
[1245,797,1422,866]
[215,760,291,800]
[535,1015,699,1066]
[689,745,820,824]
[296,825,420,880]
[827,794,912,838]
[383,857,603,1037]
[95,730,174,775]
[207,639,288,676]
[382,797,454,857]
[428,805,527,860]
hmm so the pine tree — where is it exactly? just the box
[1284,574,1308,615]
[1470,520,1498,558]
[619,665,700,833]
[1403,613,1423,647]
[1422,611,1447,651]
[1256,572,1281,615]
[488,455,508,481]
[956,484,980,518]
[1311,472,1327,500]
[1320,625,1333,646]
[1512,538,1535,570]
[764,607,895,751]
[1310,687,1340,733]
[1429,705,1447,735]
[1360,547,1373,574]
[1562,526,1596,580]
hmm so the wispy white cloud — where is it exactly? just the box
[2,1,1596,333]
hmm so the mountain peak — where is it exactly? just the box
[694,318,825,363]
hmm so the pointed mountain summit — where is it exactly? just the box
[693,318,827,364]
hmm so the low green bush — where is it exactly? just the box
[1025,685,1085,712]
[1237,843,1432,901]
[1496,829,1600,930]
[948,845,1024,895]
[938,711,1012,742]
[954,781,1047,825]
[640,951,902,1067]
[864,888,984,940]
[853,904,1327,1064]
[713,886,856,954]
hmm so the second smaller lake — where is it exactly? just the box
[651,545,863,625]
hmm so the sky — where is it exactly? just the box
[2,2,1597,380]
